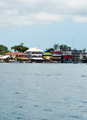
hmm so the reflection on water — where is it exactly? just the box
[0,63,87,120]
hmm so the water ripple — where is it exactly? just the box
[70,115,79,119]
[16,117,23,119]
[81,75,87,77]
[15,92,21,95]
[81,101,87,103]
[33,105,39,108]
[44,109,52,112]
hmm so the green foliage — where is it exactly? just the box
[74,48,77,51]
[83,49,86,52]
[11,43,29,53]
[48,48,54,51]
[53,44,59,51]
[47,43,71,51]
[60,44,71,50]
[0,44,10,55]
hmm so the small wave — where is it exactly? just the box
[64,99,69,101]
[11,112,17,115]
[16,106,23,108]
[44,109,52,112]
[16,117,23,119]
[33,105,39,108]
[41,119,47,120]
[56,73,61,76]
[46,74,51,76]
[70,116,79,119]
[81,101,87,103]
[15,92,20,95]
[81,75,87,77]
[64,97,72,99]
[2,81,5,82]
[35,73,39,76]
[78,106,83,108]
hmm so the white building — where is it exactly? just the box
[26,48,43,62]
[0,55,10,62]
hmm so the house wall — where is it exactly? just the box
[72,50,83,62]
[43,51,52,59]
[26,51,43,59]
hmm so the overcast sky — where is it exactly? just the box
[0,0,87,50]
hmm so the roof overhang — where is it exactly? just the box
[32,58,43,60]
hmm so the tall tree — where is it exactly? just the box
[53,44,59,51]
[11,46,18,52]
[11,43,29,53]
[0,44,10,54]
[67,47,71,51]
[83,49,86,52]
[60,44,71,50]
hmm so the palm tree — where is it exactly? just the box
[67,47,71,51]
[60,44,71,50]
[53,44,59,51]
[83,49,86,52]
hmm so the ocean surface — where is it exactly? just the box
[0,63,87,120]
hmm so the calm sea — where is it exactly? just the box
[0,63,87,120]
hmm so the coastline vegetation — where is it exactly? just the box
[11,43,29,53]
[0,43,86,55]
[0,44,11,55]
[48,44,71,51]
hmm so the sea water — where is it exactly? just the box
[0,63,87,120]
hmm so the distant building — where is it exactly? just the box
[52,50,72,63]
[72,50,83,63]
[0,55,10,63]
[62,50,72,63]
[42,50,53,63]
[4,52,29,63]
[26,48,43,63]
[43,50,52,59]
[52,51,62,63]
[83,51,87,63]
[4,52,27,58]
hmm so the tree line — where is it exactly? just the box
[0,43,86,55]
[48,44,71,51]
[0,43,29,55]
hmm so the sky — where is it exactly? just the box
[0,0,87,50]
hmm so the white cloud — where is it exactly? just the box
[35,12,65,22]
[73,16,87,23]
[0,0,87,28]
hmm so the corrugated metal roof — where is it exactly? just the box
[26,48,43,52]
[4,52,27,55]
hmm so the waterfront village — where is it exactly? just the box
[0,47,87,63]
